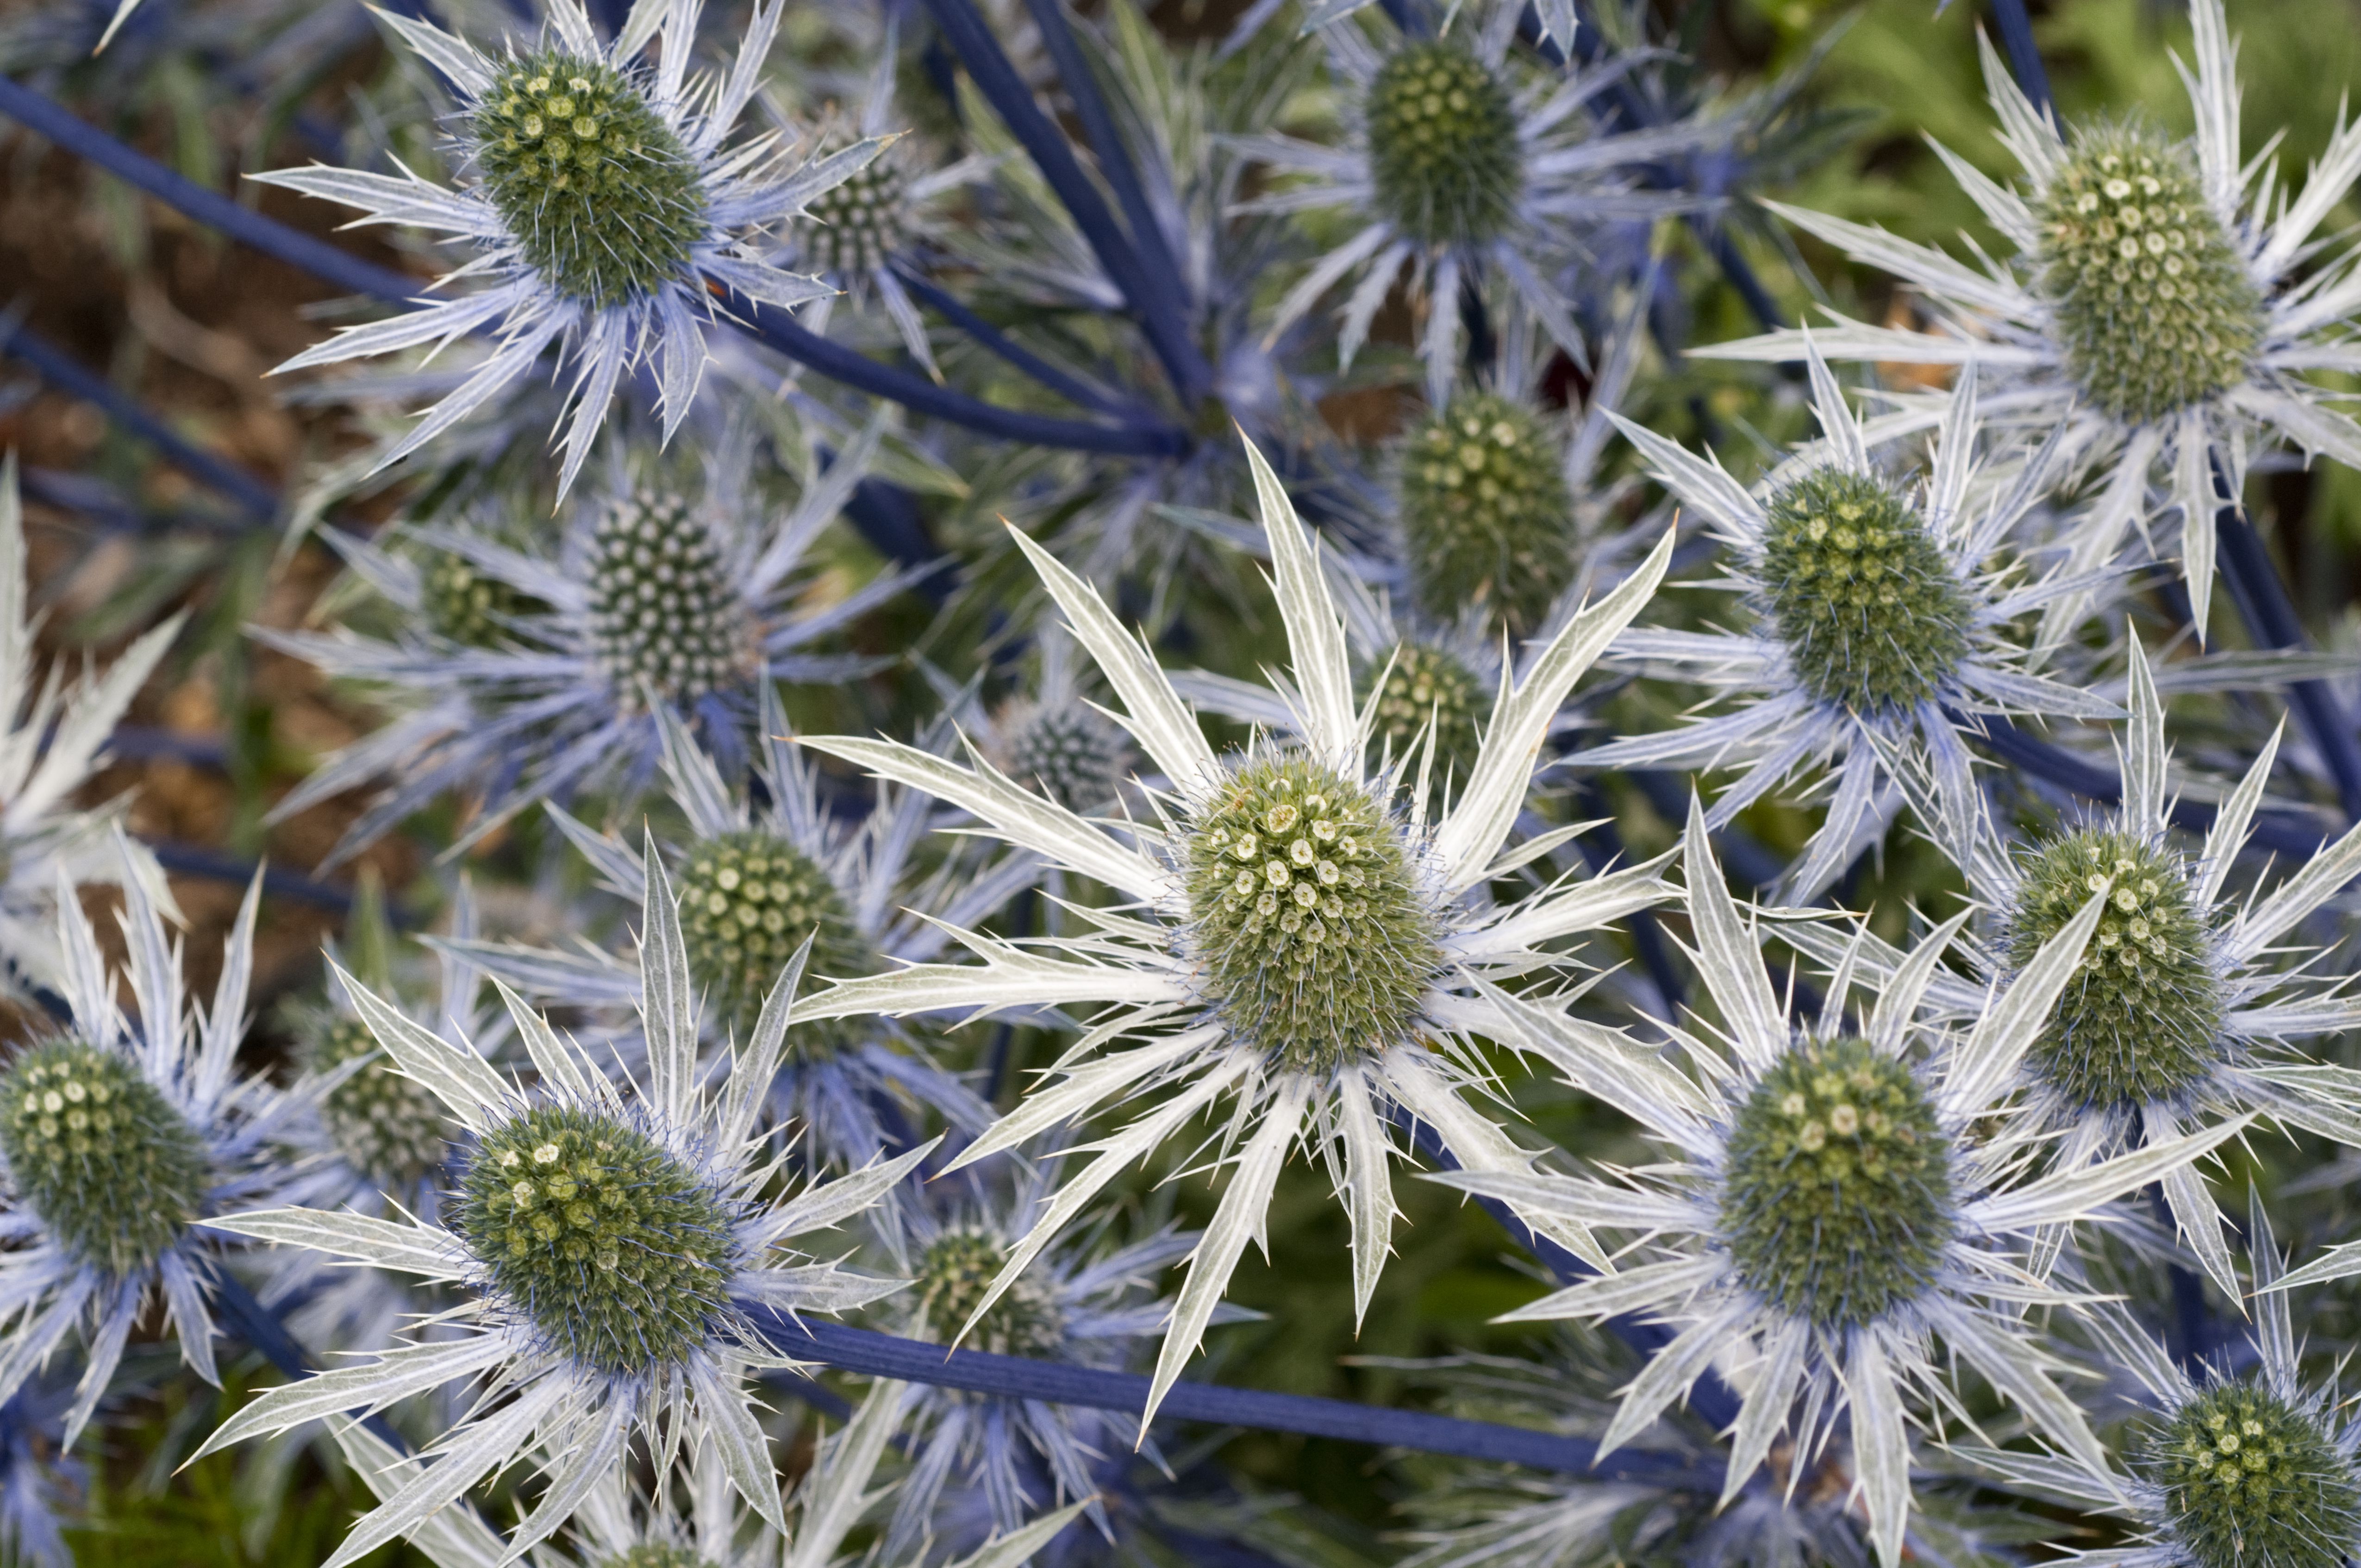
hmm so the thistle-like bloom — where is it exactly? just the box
[261,425,912,863]
[1974,1201,2361,1568]
[965,625,1137,820]
[254,0,889,496]
[1695,0,2361,635]
[1432,806,2248,1568]
[0,845,303,1443]
[1814,639,2361,1299]
[0,459,180,1000]
[1574,351,2121,900]
[455,688,1021,1173]
[195,847,925,1568]
[1241,5,1701,404]
[793,434,1674,1423]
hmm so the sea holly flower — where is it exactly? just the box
[253,0,892,497]
[1974,1199,2361,1568]
[195,844,927,1568]
[260,423,916,864]
[1819,639,2361,1299]
[0,457,181,1001]
[0,844,306,1445]
[1239,4,1702,405]
[451,687,1020,1173]
[1573,347,2122,900]
[1430,804,2251,1568]
[791,432,1674,1424]
[1695,0,2361,636]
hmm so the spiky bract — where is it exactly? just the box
[422,550,543,648]
[1368,641,1485,781]
[586,490,750,708]
[1008,705,1127,812]
[1718,1035,1954,1331]
[914,1228,1068,1358]
[677,829,869,1042]
[2035,126,2265,426]
[2150,1382,2361,1568]
[2009,829,2224,1112]
[306,1017,450,1191]
[1184,756,1439,1073]
[803,158,909,277]
[1758,468,1973,717]
[1400,393,1574,634]
[457,1105,735,1376]
[602,1549,715,1568]
[0,1039,208,1279]
[1364,39,1524,249]
[470,50,709,307]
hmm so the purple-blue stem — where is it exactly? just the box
[891,265,1144,421]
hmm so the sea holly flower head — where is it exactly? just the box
[791,431,1675,1426]
[1696,0,2361,638]
[1399,391,1578,637]
[1577,346,2123,900]
[0,842,306,1445]
[197,840,926,1568]
[1430,803,2255,1568]
[252,0,894,497]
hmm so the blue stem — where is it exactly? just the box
[2211,499,2361,822]
[892,265,1141,421]
[1988,0,2055,119]
[143,837,417,922]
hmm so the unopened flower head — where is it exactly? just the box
[916,1226,1069,1358]
[805,158,910,278]
[794,432,1674,1428]
[1368,641,1488,783]
[585,489,754,708]
[419,546,543,648]
[676,828,872,1045]
[303,1016,452,1196]
[1365,40,1524,249]
[0,1040,208,1280]
[1399,392,1577,635]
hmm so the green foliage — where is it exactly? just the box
[586,490,750,707]
[1719,1035,1955,1331]
[2009,829,2224,1111]
[1363,39,1524,247]
[470,50,708,306]
[678,829,871,1044]
[0,1040,208,1278]
[2150,1381,2361,1568]
[457,1105,735,1375]
[1399,393,1576,636]
[1759,467,1973,717]
[1185,756,1439,1072]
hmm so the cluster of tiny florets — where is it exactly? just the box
[1758,468,1974,718]
[585,490,750,708]
[1400,393,1574,635]
[1364,39,1524,248]
[601,1547,715,1568]
[802,158,910,277]
[306,1017,450,1192]
[457,1105,737,1376]
[2035,125,2265,425]
[1367,642,1485,782]
[0,1039,209,1278]
[469,50,709,308]
[2149,1382,2361,1568]
[1185,756,1440,1073]
[2008,829,2225,1112]
[912,1228,1068,1359]
[1006,702,1128,812]
[1718,1035,1955,1331]
[421,550,542,648]
[677,831,869,1043]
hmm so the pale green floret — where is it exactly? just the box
[306,1016,450,1191]
[2151,1382,2361,1568]
[586,490,750,708]
[1008,703,1127,812]
[913,1227,1067,1358]
[458,1105,735,1377]
[677,830,870,1046]
[471,50,709,308]
[1400,393,1575,635]
[421,551,545,648]
[601,1547,715,1568]
[1718,1036,1955,1332]
[1758,468,1974,718]
[2034,125,2266,426]
[802,158,910,277]
[0,1039,209,1278]
[2008,829,2224,1112]
[1366,641,1484,783]
[1364,39,1524,249]
[1184,756,1441,1073]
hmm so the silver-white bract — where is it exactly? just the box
[793,431,1675,1427]
[251,0,891,498]
[1577,347,2123,901]
[196,841,924,1568]
[1430,802,2249,1568]
[1695,0,2361,639]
